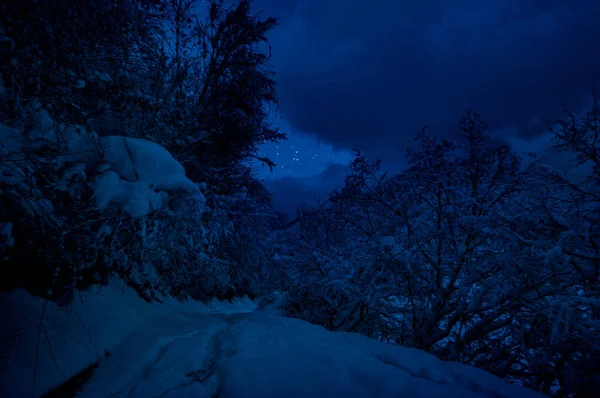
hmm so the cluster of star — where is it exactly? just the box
[255,130,353,179]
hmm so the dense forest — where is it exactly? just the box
[0,1,598,396]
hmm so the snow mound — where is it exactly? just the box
[95,136,203,216]
[94,170,169,217]
[101,136,194,191]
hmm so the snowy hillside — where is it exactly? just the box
[2,1,599,393]
[1,281,545,398]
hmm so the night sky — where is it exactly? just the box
[256,119,353,179]
[247,0,600,215]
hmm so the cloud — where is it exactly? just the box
[259,0,600,158]
[265,162,349,216]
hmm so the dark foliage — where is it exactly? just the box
[273,109,600,396]
[0,0,283,304]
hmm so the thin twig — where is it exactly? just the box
[42,323,67,379]
[32,300,48,398]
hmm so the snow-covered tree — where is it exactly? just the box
[0,0,285,305]
[511,94,600,395]
[276,111,598,395]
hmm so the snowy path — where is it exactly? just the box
[80,312,230,397]
[0,281,255,398]
[1,282,545,398]
[80,312,545,398]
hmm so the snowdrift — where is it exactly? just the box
[0,282,545,398]
[95,135,203,217]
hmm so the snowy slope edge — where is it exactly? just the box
[0,279,256,398]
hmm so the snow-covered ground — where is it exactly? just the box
[1,281,545,398]
[0,279,254,397]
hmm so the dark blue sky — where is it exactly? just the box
[248,0,600,214]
